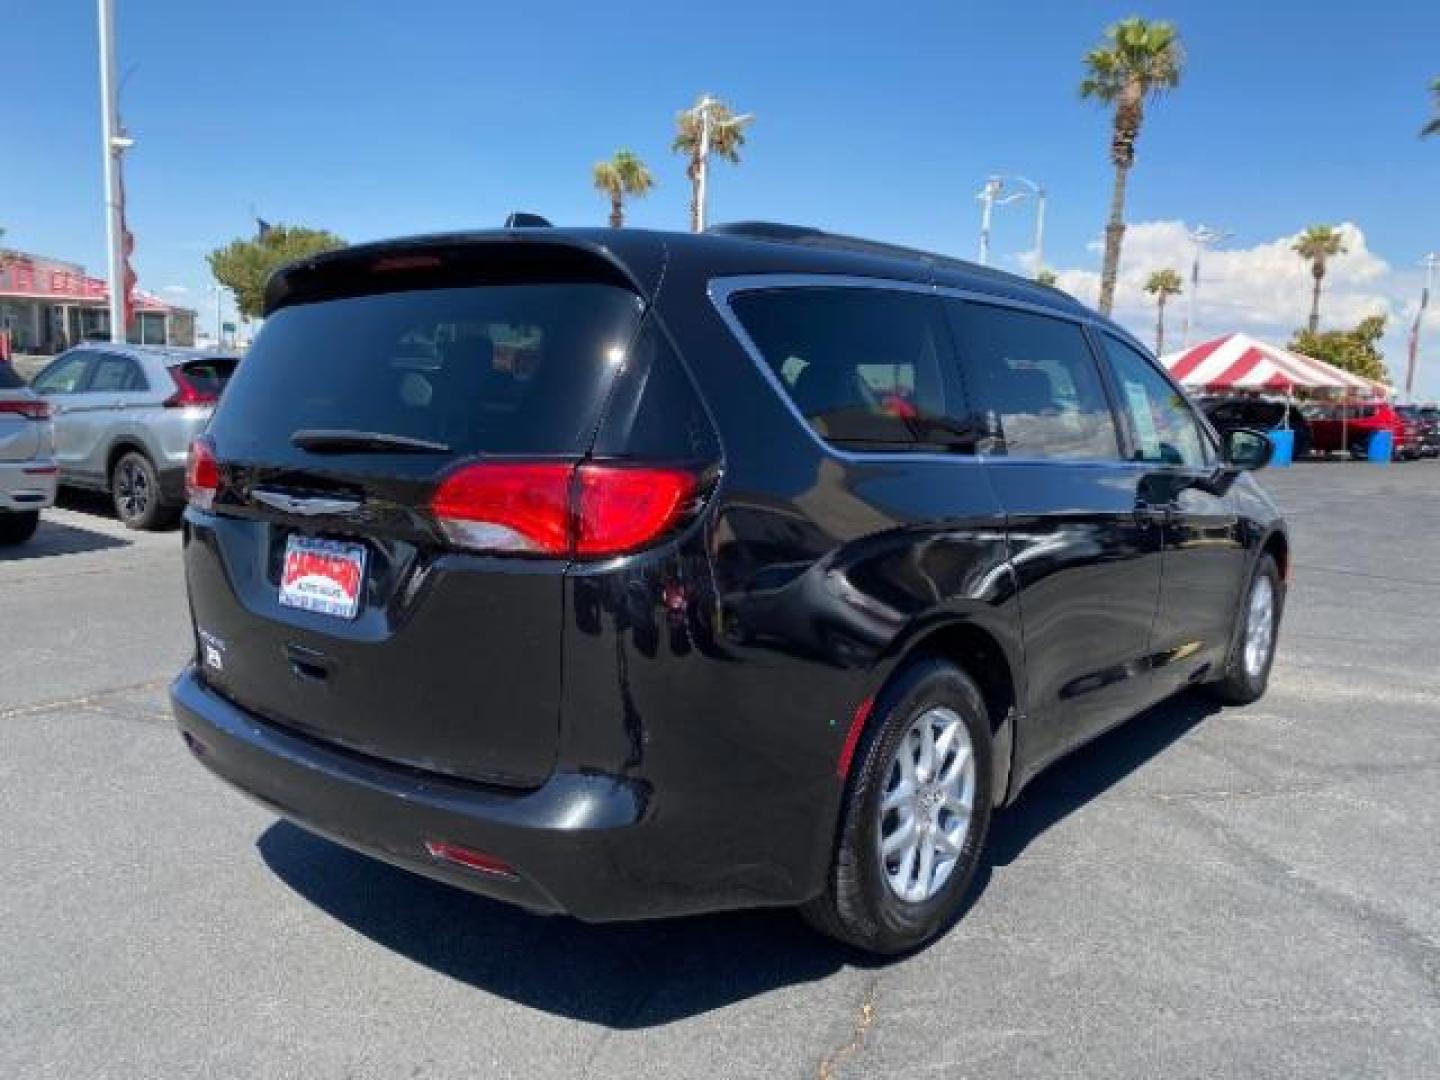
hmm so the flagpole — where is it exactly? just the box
[98,0,128,343]
[1404,253,1436,402]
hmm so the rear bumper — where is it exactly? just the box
[0,459,58,512]
[172,665,675,921]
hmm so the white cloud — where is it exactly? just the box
[1050,221,1440,395]
[162,284,189,295]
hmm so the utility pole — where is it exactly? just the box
[1404,252,1437,402]
[687,97,752,233]
[976,177,1002,266]
[1182,225,1229,348]
[97,0,132,344]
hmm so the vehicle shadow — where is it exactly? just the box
[256,688,1223,1027]
[0,516,130,561]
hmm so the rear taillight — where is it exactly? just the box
[164,370,218,408]
[0,399,51,421]
[430,461,701,558]
[186,437,219,510]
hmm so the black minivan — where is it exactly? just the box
[172,222,1287,954]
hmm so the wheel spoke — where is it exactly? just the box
[917,718,937,780]
[882,779,916,813]
[881,815,916,856]
[932,826,964,857]
[938,743,971,788]
[913,835,935,899]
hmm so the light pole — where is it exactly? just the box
[97,0,132,344]
[975,175,1046,270]
[688,96,753,233]
[1404,252,1437,402]
[1182,225,1230,348]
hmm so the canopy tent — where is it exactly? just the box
[1159,332,1373,395]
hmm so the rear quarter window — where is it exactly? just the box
[0,364,25,389]
[208,283,644,457]
[179,358,238,396]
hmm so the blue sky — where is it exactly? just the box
[4,1,1439,393]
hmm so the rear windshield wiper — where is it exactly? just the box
[291,429,451,454]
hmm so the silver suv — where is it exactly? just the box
[0,362,58,545]
[29,344,239,530]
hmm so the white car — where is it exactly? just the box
[0,363,58,545]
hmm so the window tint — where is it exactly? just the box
[947,302,1120,460]
[0,363,25,389]
[179,358,238,397]
[208,283,643,457]
[1102,334,1213,467]
[729,287,975,450]
[31,352,91,394]
[88,354,147,393]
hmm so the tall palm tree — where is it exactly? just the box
[1080,18,1185,316]
[1422,78,1440,138]
[1143,268,1183,355]
[591,150,655,229]
[672,95,753,232]
[1292,225,1347,334]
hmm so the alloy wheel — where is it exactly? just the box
[116,460,150,522]
[1243,574,1276,679]
[876,706,976,904]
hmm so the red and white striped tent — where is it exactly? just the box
[1159,332,1374,395]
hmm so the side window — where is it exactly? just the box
[728,287,976,451]
[946,301,1121,461]
[1101,334,1213,467]
[88,354,148,393]
[30,351,92,395]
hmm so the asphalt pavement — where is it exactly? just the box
[2,465,1438,1079]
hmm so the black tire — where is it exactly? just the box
[1206,554,1283,706]
[110,451,178,531]
[801,659,994,954]
[0,510,40,546]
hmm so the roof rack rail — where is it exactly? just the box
[707,220,988,274]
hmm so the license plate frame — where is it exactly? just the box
[278,535,368,620]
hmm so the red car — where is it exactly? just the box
[1301,400,1418,460]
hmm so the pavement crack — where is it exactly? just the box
[816,978,878,1080]
[0,677,172,721]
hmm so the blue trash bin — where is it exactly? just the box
[1367,430,1393,464]
[1267,429,1294,468]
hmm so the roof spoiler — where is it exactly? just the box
[503,212,552,229]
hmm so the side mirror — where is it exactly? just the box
[1223,427,1274,472]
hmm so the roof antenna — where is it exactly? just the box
[504,212,552,229]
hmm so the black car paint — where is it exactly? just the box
[172,225,1287,921]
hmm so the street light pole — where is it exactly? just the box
[688,97,753,233]
[1183,225,1229,348]
[976,175,1045,271]
[976,177,1001,266]
[1404,252,1437,402]
[97,0,128,343]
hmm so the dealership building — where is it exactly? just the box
[0,250,195,354]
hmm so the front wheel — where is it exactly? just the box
[1206,554,1282,705]
[0,511,40,546]
[801,659,993,954]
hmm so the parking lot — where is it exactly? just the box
[3,464,1438,1079]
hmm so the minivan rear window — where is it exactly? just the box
[208,284,644,457]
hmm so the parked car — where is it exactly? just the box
[1197,395,1312,459]
[171,222,1288,954]
[1302,399,1417,460]
[1395,405,1439,459]
[0,362,58,545]
[28,344,239,529]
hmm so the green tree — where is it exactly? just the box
[592,150,655,228]
[1080,18,1185,316]
[207,224,346,319]
[673,95,754,232]
[1289,315,1390,383]
[1143,267,1183,355]
[1292,224,1347,335]
[1035,268,1058,287]
[1422,78,1440,138]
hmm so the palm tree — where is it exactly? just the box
[673,95,754,232]
[1422,78,1440,138]
[1143,268,1183,355]
[1080,18,1185,316]
[591,150,655,229]
[1035,269,1058,287]
[1292,225,1347,334]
